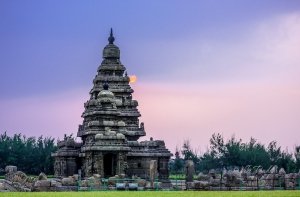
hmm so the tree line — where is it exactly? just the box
[170,133,300,174]
[0,132,57,175]
[1,132,299,175]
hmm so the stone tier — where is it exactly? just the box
[93,75,129,83]
[84,99,138,108]
[80,146,131,152]
[82,110,120,117]
[90,87,134,94]
[51,149,79,157]
[97,64,125,72]
[78,129,145,138]
[103,44,120,59]
[127,152,172,157]
[127,140,172,157]
[57,140,82,148]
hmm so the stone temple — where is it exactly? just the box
[52,29,172,181]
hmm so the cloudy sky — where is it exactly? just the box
[0,0,299,153]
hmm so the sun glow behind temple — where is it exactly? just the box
[129,75,137,83]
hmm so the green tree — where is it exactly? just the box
[172,148,184,173]
[197,133,299,173]
[0,132,57,175]
[181,140,200,171]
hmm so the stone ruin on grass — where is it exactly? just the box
[0,165,166,192]
[1,164,300,192]
[183,161,300,190]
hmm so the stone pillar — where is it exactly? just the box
[61,159,67,177]
[149,160,158,188]
[185,160,195,182]
[117,152,127,175]
[54,159,60,177]
[94,152,103,176]
[84,152,93,177]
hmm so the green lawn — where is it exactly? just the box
[1,191,300,197]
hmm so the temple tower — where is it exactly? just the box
[78,28,145,142]
[53,29,172,180]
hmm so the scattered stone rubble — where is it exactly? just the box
[0,164,300,192]
[183,161,300,190]
[0,165,164,192]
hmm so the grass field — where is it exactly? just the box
[1,191,300,197]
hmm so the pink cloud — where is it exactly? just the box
[0,80,299,154]
[1,13,300,155]
[0,88,89,140]
[133,80,300,153]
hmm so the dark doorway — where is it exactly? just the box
[103,153,116,177]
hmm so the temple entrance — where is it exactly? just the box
[103,153,116,177]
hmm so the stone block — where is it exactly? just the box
[116,133,125,139]
[119,174,125,179]
[38,172,47,180]
[0,182,5,190]
[5,166,17,173]
[197,173,210,181]
[11,171,28,183]
[78,186,89,191]
[108,176,118,186]
[34,180,51,187]
[22,187,31,192]
[72,174,79,181]
[50,180,62,187]
[186,181,195,189]
[116,183,126,190]
[61,177,76,186]
[279,168,286,175]
[87,176,101,188]
[194,181,210,190]
[80,180,88,187]
[93,174,101,179]
[137,179,146,187]
[209,178,220,187]
[128,183,138,190]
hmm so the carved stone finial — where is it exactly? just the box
[108,28,115,44]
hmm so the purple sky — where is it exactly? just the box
[1,0,300,153]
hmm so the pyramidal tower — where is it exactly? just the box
[80,28,145,141]
[52,29,172,181]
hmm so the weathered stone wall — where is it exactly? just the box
[158,157,170,180]
[127,156,156,179]
[54,157,78,177]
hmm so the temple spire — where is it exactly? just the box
[108,28,115,44]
